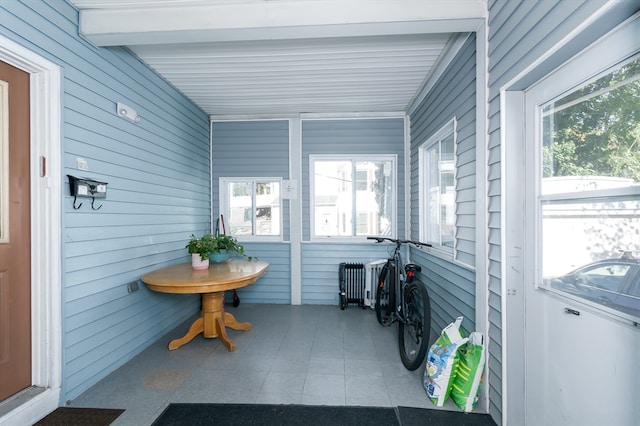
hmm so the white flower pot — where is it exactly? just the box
[191,253,209,270]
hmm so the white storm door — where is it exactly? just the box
[523,15,640,426]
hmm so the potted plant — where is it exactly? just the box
[186,233,215,269]
[210,234,245,262]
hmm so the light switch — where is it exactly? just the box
[77,157,89,171]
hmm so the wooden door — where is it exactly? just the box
[0,60,31,401]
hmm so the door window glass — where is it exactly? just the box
[539,55,640,318]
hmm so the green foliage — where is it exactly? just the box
[186,233,245,260]
[211,234,245,255]
[544,57,640,182]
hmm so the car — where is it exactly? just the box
[544,252,640,318]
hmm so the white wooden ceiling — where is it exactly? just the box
[69,0,486,117]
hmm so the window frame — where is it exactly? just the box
[418,118,458,254]
[218,176,283,242]
[524,34,640,321]
[309,154,397,241]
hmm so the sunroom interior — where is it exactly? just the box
[1,1,639,426]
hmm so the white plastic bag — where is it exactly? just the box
[423,316,468,406]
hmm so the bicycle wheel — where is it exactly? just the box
[398,281,431,370]
[375,262,395,326]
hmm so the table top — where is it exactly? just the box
[142,259,269,294]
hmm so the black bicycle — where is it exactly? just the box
[368,236,432,370]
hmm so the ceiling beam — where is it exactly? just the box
[75,0,486,46]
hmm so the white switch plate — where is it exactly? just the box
[76,157,89,171]
[282,179,297,199]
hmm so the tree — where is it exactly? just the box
[543,57,640,182]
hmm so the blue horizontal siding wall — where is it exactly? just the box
[2,0,210,402]
[408,33,477,365]
[300,118,405,305]
[302,243,392,305]
[301,118,406,240]
[212,120,292,304]
[230,243,291,304]
[410,33,476,267]
[211,120,290,240]
[409,247,475,338]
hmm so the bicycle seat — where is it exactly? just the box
[405,263,422,273]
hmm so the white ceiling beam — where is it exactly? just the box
[76,0,486,46]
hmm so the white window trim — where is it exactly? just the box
[418,117,458,256]
[525,23,640,321]
[309,154,397,242]
[218,176,283,242]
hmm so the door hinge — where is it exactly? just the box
[40,156,46,177]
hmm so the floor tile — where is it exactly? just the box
[69,304,463,425]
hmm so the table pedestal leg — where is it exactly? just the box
[167,291,252,351]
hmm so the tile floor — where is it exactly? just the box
[70,304,460,426]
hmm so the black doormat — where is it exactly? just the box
[396,406,496,426]
[152,403,497,426]
[33,407,125,426]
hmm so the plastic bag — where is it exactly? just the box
[423,316,468,406]
[451,331,485,412]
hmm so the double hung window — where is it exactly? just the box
[219,178,282,240]
[533,55,640,318]
[419,119,457,251]
[310,155,395,238]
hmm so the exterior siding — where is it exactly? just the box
[1,0,211,402]
[211,120,292,304]
[211,120,290,240]
[301,118,406,240]
[301,243,391,305]
[410,34,476,267]
[300,118,405,305]
[230,243,291,304]
[408,34,477,355]
[409,248,476,335]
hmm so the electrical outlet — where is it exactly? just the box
[127,281,139,293]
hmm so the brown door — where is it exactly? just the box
[0,61,31,401]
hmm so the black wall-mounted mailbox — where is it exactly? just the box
[68,175,108,198]
[68,175,108,210]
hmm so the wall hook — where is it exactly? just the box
[73,195,83,210]
[91,197,102,210]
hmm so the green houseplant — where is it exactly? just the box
[209,234,245,262]
[186,233,216,260]
[186,233,246,266]
[211,234,245,256]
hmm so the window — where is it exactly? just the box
[310,155,395,238]
[219,178,282,240]
[419,119,456,250]
[535,55,640,317]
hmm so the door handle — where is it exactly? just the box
[564,308,580,316]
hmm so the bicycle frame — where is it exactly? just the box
[368,236,432,371]
[369,236,428,325]
[390,240,410,325]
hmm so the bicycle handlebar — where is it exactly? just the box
[366,236,432,249]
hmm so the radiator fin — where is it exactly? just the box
[339,259,387,309]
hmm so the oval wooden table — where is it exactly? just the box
[142,259,269,351]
